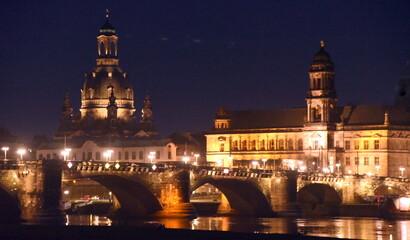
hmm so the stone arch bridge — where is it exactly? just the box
[0,159,409,223]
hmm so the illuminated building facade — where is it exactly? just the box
[206,42,410,178]
[37,14,177,162]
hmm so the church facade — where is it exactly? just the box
[36,15,176,163]
[206,42,410,178]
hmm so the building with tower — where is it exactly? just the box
[36,14,176,163]
[206,42,410,178]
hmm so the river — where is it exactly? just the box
[65,215,410,240]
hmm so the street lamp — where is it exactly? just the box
[148,152,155,164]
[252,161,258,169]
[61,150,68,161]
[17,149,26,161]
[182,156,190,164]
[400,167,405,178]
[262,159,267,169]
[375,165,380,176]
[194,154,200,165]
[335,163,341,173]
[2,147,9,160]
[104,150,112,162]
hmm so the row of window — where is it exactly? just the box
[345,156,380,166]
[342,140,379,150]
[225,139,304,152]
[39,150,172,161]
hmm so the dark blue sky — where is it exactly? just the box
[0,1,409,141]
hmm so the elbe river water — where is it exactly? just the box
[64,215,410,240]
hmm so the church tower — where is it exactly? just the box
[305,41,338,125]
[139,94,157,135]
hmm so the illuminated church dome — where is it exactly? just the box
[56,14,157,138]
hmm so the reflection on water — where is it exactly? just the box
[66,215,410,240]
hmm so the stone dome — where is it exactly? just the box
[309,41,334,72]
[83,66,133,100]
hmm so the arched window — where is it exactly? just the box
[269,139,275,150]
[139,151,143,160]
[288,139,293,150]
[95,151,101,160]
[279,140,284,150]
[251,140,256,150]
[132,151,137,160]
[242,140,247,151]
[168,148,172,159]
[233,140,238,151]
[118,151,122,160]
[125,151,129,160]
[100,42,105,55]
[110,41,116,56]
[297,139,303,150]
[260,140,265,150]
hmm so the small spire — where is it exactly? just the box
[384,111,389,125]
[106,9,109,18]
[320,40,325,48]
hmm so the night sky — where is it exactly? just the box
[1,1,409,141]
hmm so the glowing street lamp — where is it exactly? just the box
[194,154,200,165]
[183,156,190,164]
[104,150,113,162]
[252,161,258,169]
[61,150,68,161]
[375,165,380,175]
[262,159,267,169]
[400,167,405,178]
[17,149,26,161]
[335,163,341,173]
[148,152,155,164]
[216,159,222,167]
[2,147,9,160]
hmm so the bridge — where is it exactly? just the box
[0,159,409,223]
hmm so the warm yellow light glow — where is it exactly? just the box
[67,162,73,168]
[115,163,120,169]
[105,163,110,169]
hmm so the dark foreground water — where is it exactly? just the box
[66,215,410,240]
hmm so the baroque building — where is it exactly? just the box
[36,14,176,163]
[206,42,410,178]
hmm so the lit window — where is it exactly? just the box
[374,157,380,166]
[345,141,350,150]
[364,157,369,165]
[355,157,359,165]
[374,140,380,149]
[354,141,359,150]
[364,140,369,150]
[345,157,350,166]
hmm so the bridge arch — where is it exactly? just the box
[192,177,274,217]
[0,184,21,223]
[374,185,405,196]
[85,175,163,217]
[298,183,342,216]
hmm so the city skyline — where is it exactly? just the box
[0,1,409,141]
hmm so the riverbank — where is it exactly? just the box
[0,225,355,240]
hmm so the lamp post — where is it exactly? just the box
[148,152,155,164]
[375,165,380,176]
[194,154,200,166]
[399,167,405,178]
[2,147,9,160]
[262,159,267,169]
[17,149,26,161]
[182,156,190,164]
[252,161,258,169]
[335,163,341,173]
[61,150,68,161]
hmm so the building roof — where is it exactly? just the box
[229,108,306,129]
[214,105,410,130]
